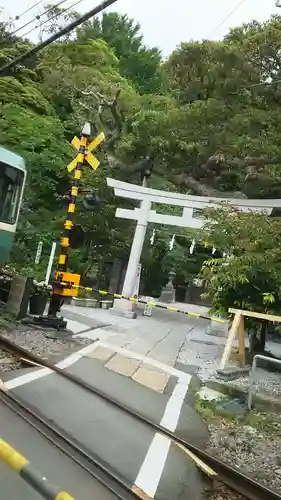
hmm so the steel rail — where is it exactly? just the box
[1,333,280,500]
[0,388,144,500]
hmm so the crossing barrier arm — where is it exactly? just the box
[0,438,75,500]
[54,279,224,324]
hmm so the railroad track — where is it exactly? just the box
[0,333,280,500]
[0,389,139,500]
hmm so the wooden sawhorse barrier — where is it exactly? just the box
[219,308,281,370]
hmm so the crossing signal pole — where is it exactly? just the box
[38,122,105,331]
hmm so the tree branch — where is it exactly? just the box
[121,159,246,198]
[155,170,247,198]
[80,87,124,148]
[203,154,281,170]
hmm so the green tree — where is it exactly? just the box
[225,15,281,83]
[37,3,80,41]
[3,9,281,296]
[0,71,73,268]
[200,206,281,320]
[77,12,165,94]
[148,26,281,198]
[165,40,259,104]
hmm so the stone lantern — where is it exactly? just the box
[159,271,176,303]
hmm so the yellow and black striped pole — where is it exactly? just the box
[58,124,90,272]
[57,122,104,275]
[46,123,105,327]
[0,438,75,499]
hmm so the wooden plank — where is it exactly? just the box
[220,312,242,370]
[238,316,245,367]
[0,378,7,391]
[175,442,217,478]
[20,357,45,368]
[132,485,152,499]
[229,308,281,323]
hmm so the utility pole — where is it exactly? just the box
[36,123,105,331]
[0,0,119,76]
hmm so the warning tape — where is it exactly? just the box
[54,280,224,324]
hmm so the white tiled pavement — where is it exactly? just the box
[63,303,281,396]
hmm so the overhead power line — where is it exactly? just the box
[21,0,86,40]
[9,0,70,38]
[209,0,247,38]
[9,0,45,22]
[0,0,118,76]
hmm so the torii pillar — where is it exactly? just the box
[110,197,150,318]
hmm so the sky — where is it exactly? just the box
[0,0,279,56]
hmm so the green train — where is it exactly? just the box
[0,147,27,266]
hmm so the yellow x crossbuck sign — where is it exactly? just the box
[67,132,105,173]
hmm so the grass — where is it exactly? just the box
[195,396,281,436]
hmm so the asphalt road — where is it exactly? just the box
[2,361,207,500]
[0,402,119,500]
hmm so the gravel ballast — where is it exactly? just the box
[204,413,281,493]
[0,323,94,370]
[222,367,281,397]
[207,485,246,500]
[0,348,20,372]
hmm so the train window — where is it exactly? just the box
[0,162,24,224]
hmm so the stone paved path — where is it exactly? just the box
[62,302,233,392]
[63,302,281,403]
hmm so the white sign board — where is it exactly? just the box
[34,241,43,265]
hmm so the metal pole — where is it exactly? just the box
[0,439,75,500]
[248,354,281,409]
[45,242,57,284]
[248,355,257,410]
[33,124,104,331]
[47,123,90,317]
[57,129,89,273]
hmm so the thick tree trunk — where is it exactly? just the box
[167,172,246,198]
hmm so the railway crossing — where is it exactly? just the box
[37,123,105,330]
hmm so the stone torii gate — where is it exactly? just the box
[107,177,281,317]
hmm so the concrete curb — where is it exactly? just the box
[0,439,75,499]
[70,297,99,308]
[70,297,113,309]
[205,379,281,412]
